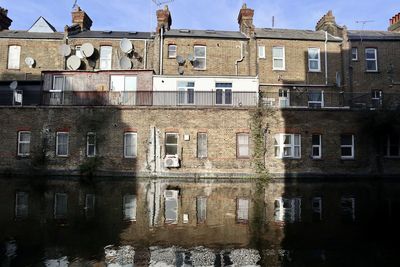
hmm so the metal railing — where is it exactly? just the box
[41,91,259,107]
[261,91,400,110]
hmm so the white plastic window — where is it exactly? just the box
[258,45,265,59]
[237,133,250,158]
[124,132,137,158]
[56,132,69,157]
[123,194,137,221]
[274,134,301,158]
[193,46,206,69]
[100,46,112,70]
[17,131,31,156]
[308,48,321,71]
[340,134,354,159]
[272,46,285,70]
[365,48,378,72]
[8,45,21,69]
[311,134,322,159]
[168,44,177,58]
[86,132,96,157]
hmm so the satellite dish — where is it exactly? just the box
[66,55,81,70]
[178,66,184,75]
[9,81,18,90]
[187,54,195,62]
[120,38,133,54]
[119,56,132,69]
[81,43,94,58]
[25,57,35,68]
[59,44,71,57]
[176,55,185,65]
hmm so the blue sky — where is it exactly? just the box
[3,0,398,32]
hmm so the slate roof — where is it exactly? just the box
[164,29,248,39]
[255,28,342,42]
[68,30,153,39]
[0,30,63,39]
[348,30,400,41]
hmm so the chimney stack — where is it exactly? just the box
[238,3,254,36]
[0,7,12,31]
[316,10,341,37]
[388,12,400,32]
[156,5,172,33]
[71,5,92,31]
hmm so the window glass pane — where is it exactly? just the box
[20,132,30,142]
[309,91,322,101]
[312,135,320,145]
[15,192,29,218]
[309,61,319,70]
[237,198,249,221]
[294,135,300,146]
[308,48,319,59]
[100,46,112,70]
[283,147,292,157]
[197,133,208,158]
[225,89,232,104]
[125,76,137,91]
[187,89,194,104]
[168,45,177,58]
[194,46,205,57]
[166,134,178,144]
[341,147,352,156]
[367,60,376,71]
[365,49,376,59]
[111,76,124,91]
[164,190,178,224]
[312,147,320,156]
[216,89,223,104]
[53,76,64,91]
[197,196,207,223]
[123,195,136,221]
[283,135,291,145]
[54,193,68,219]
[273,47,283,57]
[85,194,95,218]
[273,59,283,69]
[341,135,353,145]
[193,58,205,69]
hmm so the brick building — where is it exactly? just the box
[0,3,399,179]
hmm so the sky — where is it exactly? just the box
[2,0,398,32]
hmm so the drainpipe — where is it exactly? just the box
[159,27,164,75]
[235,42,244,76]
[324,31,328,85]
[144,39,148,69]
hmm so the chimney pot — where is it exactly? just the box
[156,5,172,33]
[238,3,254,36]
[71,5,92,31]
[0,7,12,30]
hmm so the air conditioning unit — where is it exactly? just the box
[164,155,180,168]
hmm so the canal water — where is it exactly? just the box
[1,176,399,266]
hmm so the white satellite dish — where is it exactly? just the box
[66,55,81,70]
[9,80,18,90]
[120,38,133,54]
[81,43,94,58]
[25,57,35,68]
[59,44,71,57]
[119,56,132,69]
[187,54,195,62]
[176,55,185,65]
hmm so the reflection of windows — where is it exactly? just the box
[100,46,112,70]
[17,131,31,156]
[340,134,354,159]
[341,197,355,222]
[274,134,301,158]
[124,132,137,158]
[308,48,321,72]
[365,48,377,72]
[237,133,250,158]
[197,132,208,158]
[258,45,265,59]
[196,196,207,224]
[274,197,301,222]
[165,133,178,155]
[52,76,65,92]
[56,132,69,157]
[384,135,400,157]
[371,89,383,107]
[278,89,290,107]
[237,198,249,223]
[351,47,358,61]
[164,190,179,224]
[272,46,285,70]
[8,45,21,69]
[123,194,137,221]
[54,193,68,219]
[177,81,194,105]
[311,134,322,159]
[86,132,96,157]
[312,197,322,222]
[308,90,324,108]
[15,192,29,219]
[168,44,177,58]
[193,46,206,70]
[85,194,95,219]
[215,82,232,105]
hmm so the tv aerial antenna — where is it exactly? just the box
[355,20,374,42]
[152,0,174,7]
[72,0,78,9]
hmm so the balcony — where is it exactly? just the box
[41,91,259,107]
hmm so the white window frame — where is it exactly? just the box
[86,132,96,157]
[274,197,301,223]
[75,45,83,59]
[123,194,137,221]
[164,190,179,224]
[237,133,250,158]
[258,45,265,59]
[168,44,177,58]
[51,75,65,92]
[177,81,195,105]
[341,197,355,222]
[100,45,112,70]
[311,134,322,159]
[312,197,322,221]
[215,82,232,105]
[385,135,400,158]
[54,193,68,219]
[272,46,285,70]
[165,133,179,156]
[197,132,208,159]
[8,45,21,69]
[17,131,31,157]
[193,45,206,70]
[351,47,358,61]
[123,132,137,158]
[110,75,137,91]
[56,132,69,157]
[365,48,378,72]
[278,89,290,108]
[340,134,354,159]
[236,198,249,223]
[308,47,321,72]
[308,90,324,108]
[15,191,29,219]
[274,133,301,159]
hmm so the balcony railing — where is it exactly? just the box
[41,91,259,107]
[262,91,400,110]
